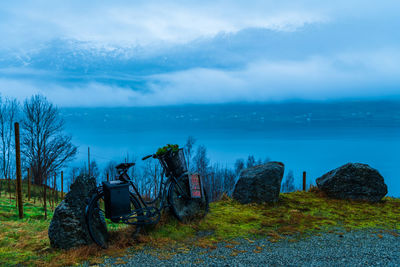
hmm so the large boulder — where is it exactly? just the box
[233,162,285,204]
[48,174,107,249]
[316,163,388,202]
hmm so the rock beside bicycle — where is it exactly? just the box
[48,174,107,249]
[233,161,284,204]
[316,163,388,202]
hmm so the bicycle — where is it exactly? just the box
[85,148,209,248]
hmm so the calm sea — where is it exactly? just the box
[62,103,400,197]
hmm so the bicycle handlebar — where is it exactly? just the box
[142,154,154,160]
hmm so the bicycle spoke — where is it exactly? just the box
[86,191,144,248]
[93,207,105,214]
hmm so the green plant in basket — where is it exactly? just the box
[156,144,179,156]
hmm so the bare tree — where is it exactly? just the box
[103,160,117,181]
[246,155,255,168]
[0,96,19,196]
[223,166,236,196]
[142,159,162,199]
[234,158,245,175]
[127,154,138,180]
[67,166,80,189]
[21,95,77,186]
[193,145,210,197]
[209,163,226,201]
[281,170,295,193]
[89,160,100,183]
[184,136,196,171]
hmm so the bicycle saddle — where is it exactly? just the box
[115,162,135,170]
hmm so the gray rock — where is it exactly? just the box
[316,163,388,202]
[232,162,285,204]
[48,174,107,249]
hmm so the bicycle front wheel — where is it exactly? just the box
[85,191,142,248]
[168,176,209,223]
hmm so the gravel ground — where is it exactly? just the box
[95,228,400,267]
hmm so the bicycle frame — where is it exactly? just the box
[86,152,209,247]
[127,174,169,210]
[117,165,189,213]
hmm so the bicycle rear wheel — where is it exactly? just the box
[168,176,209,223]
[85,191,142,248]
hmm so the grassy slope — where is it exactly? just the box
[0,180,63,266]
[0,184,399,266]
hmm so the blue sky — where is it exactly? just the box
[0,0,399,106]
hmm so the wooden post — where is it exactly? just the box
[14,122,23,219]
[49,175,52,209]
[53,173,56,208]
[88,147,91,176]
[61,171,63,198]
[8,177,11,203]
[33,176,36,204]
[107,173,109,182]
[28,168,31,201]
[43,176,47,220]
[15,178,18,208]
[48,176,52,209]
[303,171,306,191]
[50,175,53,209]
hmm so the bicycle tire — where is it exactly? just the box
[168,176,209,223]
[85,191,142,248]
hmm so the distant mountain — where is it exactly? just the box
[3,19,396,77]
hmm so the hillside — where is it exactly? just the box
[0,182,399,266]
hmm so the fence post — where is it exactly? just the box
[88,147,91,176]
[8,177,11,203]
[43,175,47,220]
[107,173,109,182]
[48,176,52,209]
[53,173,56,208]
[14,122,23,219]
[33,174,36,204]
[303,171,306,191]
[61,171,63,198]
[28,168,31,201]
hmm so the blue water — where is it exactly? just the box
[65,121,400,197]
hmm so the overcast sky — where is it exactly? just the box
[0,0,399,106]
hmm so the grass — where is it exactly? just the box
[0,184,399,266]
[148,187,399,245]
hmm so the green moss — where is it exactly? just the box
[146,190,400,245]
[0,185,399,266]
[151,220,195,240]
[156,144,179,156]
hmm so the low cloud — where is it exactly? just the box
[0,1,326,49]
[1,0,399,106]
[143,49,400,104]
[1,48,399,106]
[0,80,140,107]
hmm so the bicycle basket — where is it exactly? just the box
[159,148,187,177]
[102,181,131,220]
